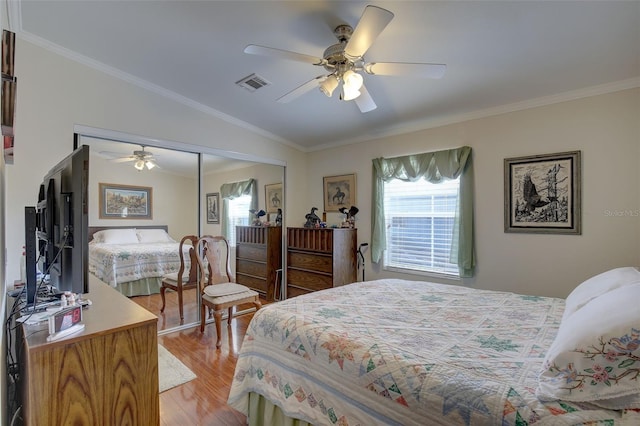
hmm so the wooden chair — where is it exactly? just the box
[160,235,199,324]
[195,235,261,348]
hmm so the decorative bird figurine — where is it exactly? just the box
[304,207,321,228]
[249,209,266,225]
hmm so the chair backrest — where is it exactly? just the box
[178,235,200,285]
[196,235,233,293]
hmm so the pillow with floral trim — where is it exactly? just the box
[562,267,640,322]
[100,228,139,244]
[537,283,640,409]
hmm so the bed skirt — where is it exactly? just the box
[248,392,311,426]
[90,272,162,297]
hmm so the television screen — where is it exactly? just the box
[33,144,90,296]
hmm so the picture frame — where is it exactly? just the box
[99,183,153,219]
[323,173,356,212]
[264,183,282,214]
[206,192,220,224]
[504,151,581,234]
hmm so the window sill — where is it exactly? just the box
[383,265,460,281]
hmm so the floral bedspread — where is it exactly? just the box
[88,242,189,286]
[228,279,636,425]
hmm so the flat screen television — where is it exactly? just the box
[30,144,90,299]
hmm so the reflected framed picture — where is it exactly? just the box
[323,173,356,212]
[99,183,153,219]
[504,150,581,234]
[206,192,220,224]
[264,183,282,214]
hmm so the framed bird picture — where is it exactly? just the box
[323,173,356,212]
[504,151,581,234]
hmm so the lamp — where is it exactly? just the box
[145,160,156,170]
[319,74,339,97]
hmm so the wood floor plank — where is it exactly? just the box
[149,293,262,426]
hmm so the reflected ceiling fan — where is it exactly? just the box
[101,146,159,171]
[244,5,446,113]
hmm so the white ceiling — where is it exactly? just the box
[11,1,640,151]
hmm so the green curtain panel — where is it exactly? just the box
[220,178,258,239]
[371,146,475,277]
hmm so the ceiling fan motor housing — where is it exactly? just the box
[323,25,362,75]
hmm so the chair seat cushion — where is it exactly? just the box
[162,271,193,285]
[204,282,252,297]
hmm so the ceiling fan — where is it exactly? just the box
[244,5,446,113]
[101,146,159,171]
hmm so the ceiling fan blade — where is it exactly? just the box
[277,75,326,103]
[111,157,135,163]
[354,84,377,113]
[364,62,447,79]
[344,6,394,59]
[244,45,326,66]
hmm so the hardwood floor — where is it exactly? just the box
[132,293,260,425]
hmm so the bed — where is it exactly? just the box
[228,274,640,425]
[88,226,190,296]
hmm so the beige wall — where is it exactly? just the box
[307,88,640,298]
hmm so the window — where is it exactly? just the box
[383,177,460,276]
[226,195,251,246]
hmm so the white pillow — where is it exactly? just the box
[136,228,174,243]
[563,267,640,322]
[203,283,249,298]
[91,230,106,243]
[537,283,640,409]
[101,228,139,244]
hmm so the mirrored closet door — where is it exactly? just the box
[76,129,285,334]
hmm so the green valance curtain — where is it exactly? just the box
[220,178,258,240]
[371,146,475,277]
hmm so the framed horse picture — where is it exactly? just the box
[323,173,356,212]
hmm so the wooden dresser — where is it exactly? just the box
[20,276,159,425]
[286,227,357,298]
[235,225,282,301]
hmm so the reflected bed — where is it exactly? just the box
[88,226,189,296]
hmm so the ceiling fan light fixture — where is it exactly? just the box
[319,75,339,97]
[343,70,363,91]
[134,160,145,171]
[145,160,156,170]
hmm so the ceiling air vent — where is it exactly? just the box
[236,73,271,92]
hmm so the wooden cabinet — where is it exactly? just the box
[235,226,282,301]
[20,276,159,425]
[286,227,357,298]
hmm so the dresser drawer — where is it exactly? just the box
[286,285,313,298]
[236,274,267,293]
[236,259,267,278]
[287,268,332,291]
[237,244,266,261]
[288,252,332,273]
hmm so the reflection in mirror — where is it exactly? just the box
[201,154,285,304]
[80,135,285,334]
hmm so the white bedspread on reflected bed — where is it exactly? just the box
[228,279,634,425]
[88,242,188,287]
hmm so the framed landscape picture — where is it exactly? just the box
[323,173,356,212]
[99,183,152,219]
[206,192,220,224]
[504,151,581,234]
[264,183,282,214]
